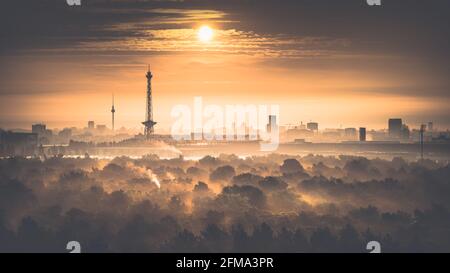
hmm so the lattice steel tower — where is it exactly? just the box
[142,65,156,138]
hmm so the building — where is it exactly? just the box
[369,129,388,141]
[267,115,278,133]
[88,121,95,130]
[32,123,46,135]
[359,127,366,142]
[307,122,319,132]
[322,130,341,139]
[58,128,72,143]
[401,124,410,140]
[32,123,53,145]
[298,122,306,130]
[428,122,433,132]
[388,118,402,139]
[0,130,38,156]
[96,124,107,133]
[344,128,357,139]
[286,128,313,142]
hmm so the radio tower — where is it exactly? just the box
[111,93,116,132]
[142,65,156,138]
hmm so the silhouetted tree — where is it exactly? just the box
[292,228,309,253]
[250,223,275,252]
[201,224,230,252]
[310,227,338,253]
[232,224,251,252]
[338,224,361,252]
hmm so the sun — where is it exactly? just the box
[198,25,214,42]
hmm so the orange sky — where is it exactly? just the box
[1,51,446,132]
[0,3,449,132]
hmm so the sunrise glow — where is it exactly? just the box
[198,25,214,42]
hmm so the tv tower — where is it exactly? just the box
[142,65,156,138]
[111,93,116,132]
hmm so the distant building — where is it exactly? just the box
[32,124,46,135]
[359,127,366,142]
[286,128,313,142]
[267,115,277,133]
[344,128,357,139]
[0,130,38,156]
[428,122,433,132]
[322,130,341,139]
[88,121,95,130]
[401,124,410,140]
[369,130,388,141]
[58,128,72,143]
[307,122,319,131]
[32,123,53,145]
[388,118,402,139]
[96,124,107,133]
[298,122,306,130]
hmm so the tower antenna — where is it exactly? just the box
[111,93,116,137]
[142,65,157,139]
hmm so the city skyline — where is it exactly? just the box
[0,1,449,131]
[0,66,446,134]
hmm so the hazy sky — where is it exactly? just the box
[0,0,449,132]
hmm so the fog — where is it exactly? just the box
[0,154,449,252]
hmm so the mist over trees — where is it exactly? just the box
[0,154,449,252]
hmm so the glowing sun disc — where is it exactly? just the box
[198,25,214,42]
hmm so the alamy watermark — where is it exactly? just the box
[64,240,380,253]
[366,241,381,253]
[66,0,81,6]
[367,0,381,6]
[170,97,280,152]
[66,241,81,253]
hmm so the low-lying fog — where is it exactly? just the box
[1,153,449,252]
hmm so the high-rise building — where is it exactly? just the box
[307,122,319,131]
[269,115,276,126]
[88,121,95,130]
[359,127,366,142]
[267,115,277,133]
[427,122,433,132]
[388,118,402,139]
[142,66,157,138]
